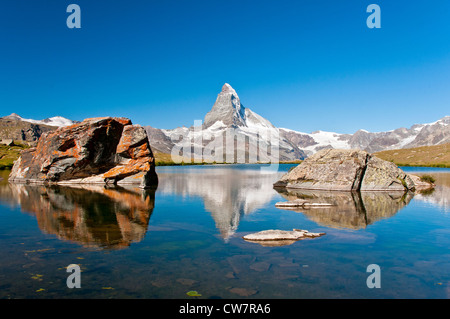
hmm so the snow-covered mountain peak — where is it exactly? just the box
[429,115,450,126]
[204,83,246,128]
[203,83,278,131]
[1,113,76,127]
[221,83,237,95]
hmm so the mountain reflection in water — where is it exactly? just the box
[0,183,156,249]
[1,166,448,248]
[156,166,278,240]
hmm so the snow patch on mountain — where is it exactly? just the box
[27,116,76,127]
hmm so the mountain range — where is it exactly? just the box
[2,113,76,128]
[145,83,449,162]
[2,84,448,161]
[147,83,306,162]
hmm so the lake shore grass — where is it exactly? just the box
[374,143,450,169]
[0,143,29,170]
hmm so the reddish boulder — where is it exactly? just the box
[9,117,158,188]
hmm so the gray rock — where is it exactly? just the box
[408,174,436,190]
[274,149,432,192]
[274,149,369,191]
[243,229,325,243]
[360,156,415,191]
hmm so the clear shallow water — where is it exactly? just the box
[0,165,449,299]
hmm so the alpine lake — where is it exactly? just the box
[0,164,449,299]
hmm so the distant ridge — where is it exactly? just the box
[279,115,450,156]
[1,113,77,127]
[0,113,77,145]
[144,83,450,161]
[3,88,449,162]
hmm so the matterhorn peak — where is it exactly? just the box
[204,83,246,128]
[221,83,237,94]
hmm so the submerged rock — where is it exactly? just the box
[274,149,433,192]
[243,229,325,246]
[9,117,158,188]
[228,287,258,297]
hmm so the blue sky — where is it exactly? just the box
[1,0,449,133]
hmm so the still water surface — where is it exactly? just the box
[0,164,449,299]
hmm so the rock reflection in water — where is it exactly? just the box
[0,183,156,249]
[275,188,414,229]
